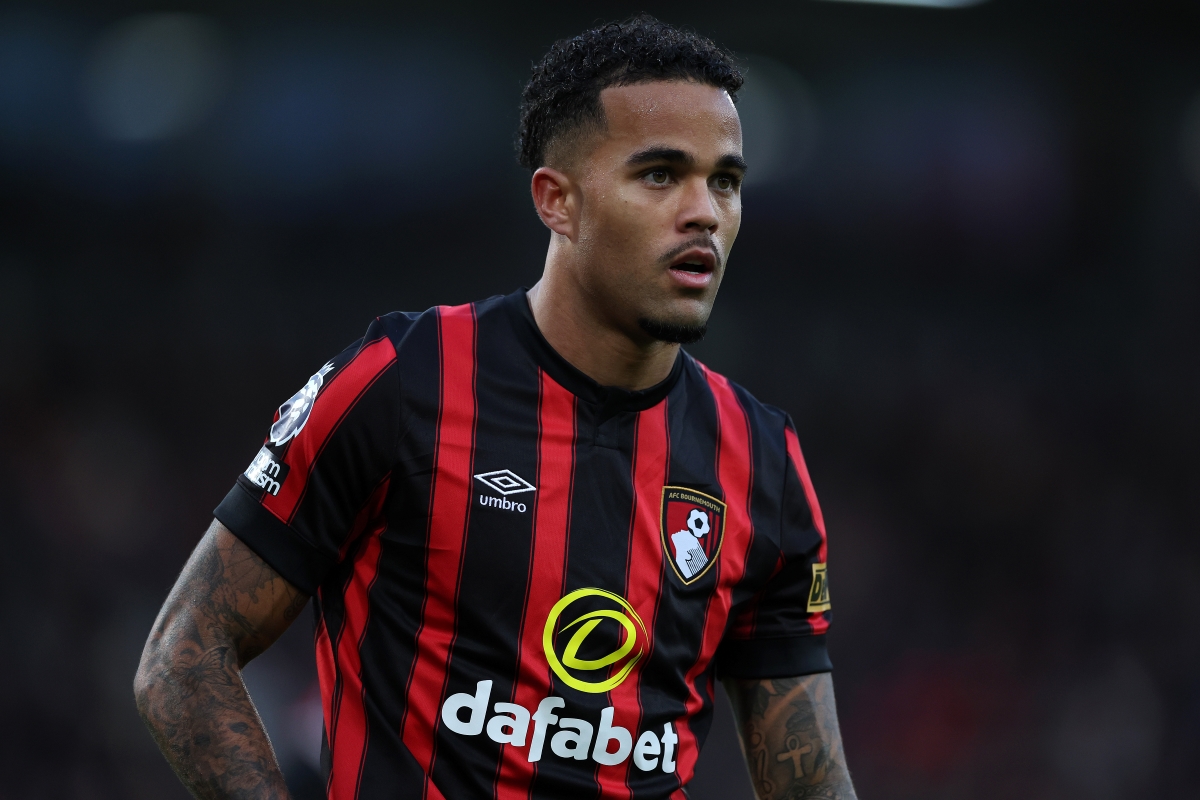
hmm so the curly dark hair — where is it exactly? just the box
[516,14,743,171]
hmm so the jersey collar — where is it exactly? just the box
[506,288,683,415]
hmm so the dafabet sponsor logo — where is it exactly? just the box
[439,588,678,772]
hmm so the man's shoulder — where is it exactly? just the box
[370,292,513,350]
[681,353,792,439]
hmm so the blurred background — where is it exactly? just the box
[1,0,1198,797]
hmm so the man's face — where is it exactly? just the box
[570,80,744,343]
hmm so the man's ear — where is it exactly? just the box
[531,166,577,239]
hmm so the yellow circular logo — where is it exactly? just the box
[543,588,648,694]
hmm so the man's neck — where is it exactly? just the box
[527,264,679,393]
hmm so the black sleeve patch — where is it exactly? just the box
[714,634,833,679]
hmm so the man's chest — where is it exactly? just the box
[390,390,750,610]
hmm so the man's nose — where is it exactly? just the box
[678,178,719,233]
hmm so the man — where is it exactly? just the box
[135,15,857,800]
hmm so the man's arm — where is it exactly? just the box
[134,519,310,800]
[723,673,858,800]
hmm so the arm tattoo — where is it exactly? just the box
[725,673,858,800]
[134,520,309,800]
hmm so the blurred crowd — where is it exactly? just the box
[1,2,1198,798]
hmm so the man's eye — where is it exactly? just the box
[648,170,669,184]
[714,176,733,190]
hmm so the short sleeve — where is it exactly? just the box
[716,416,833,678]
[214,318,401,594]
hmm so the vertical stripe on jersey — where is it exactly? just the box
[493,371,577,800]
[264,336,397,524]
[320,476,392,800]
[673,366,755,784]
[399,304,478,799]
[784,426,830,636]
[326,526,387,799]
[532,395,639,799]
[316,618,335,743]
[605,401,670,799]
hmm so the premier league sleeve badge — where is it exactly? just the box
[660,487,726,585]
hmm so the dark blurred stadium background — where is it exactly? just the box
[1,0,1198,797]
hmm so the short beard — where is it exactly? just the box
[638,317,708,345]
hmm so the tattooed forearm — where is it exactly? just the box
[134,520,309,800]
[724,673,858,800]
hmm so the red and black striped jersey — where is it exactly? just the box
[215,289,833,800]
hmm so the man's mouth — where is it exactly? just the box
[667,247,718,289]
[668,248,717,274]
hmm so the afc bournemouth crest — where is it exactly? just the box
[661,486,726,585]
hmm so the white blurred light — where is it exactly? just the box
[818,0,989,8]
[83,13,227,142]
[1181,92,1200,194]
[736,55,819,186]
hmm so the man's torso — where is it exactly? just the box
[217,290,829,799]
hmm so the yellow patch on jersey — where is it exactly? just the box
[807,563,831,613]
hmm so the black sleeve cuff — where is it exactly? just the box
[214,483,334,595]
[715,634,833,679]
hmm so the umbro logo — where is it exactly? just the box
[474,469,536,496]
[475,469,536,513]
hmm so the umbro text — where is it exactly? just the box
[479,495,527,513]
